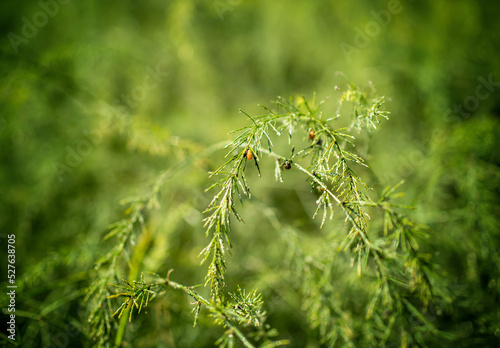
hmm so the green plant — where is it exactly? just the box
[86,84,451,347]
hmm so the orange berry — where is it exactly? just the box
[245,149,253,160]
[308,130,315,140]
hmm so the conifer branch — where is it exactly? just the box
[201,86,449,345]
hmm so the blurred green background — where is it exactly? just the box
[1,0,499,347]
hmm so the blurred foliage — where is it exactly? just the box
[0,0,499,347]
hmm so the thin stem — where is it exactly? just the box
[113,228,152,348]
[161,274,258,348]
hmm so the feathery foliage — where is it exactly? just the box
[82,85,452,347]
[2,2,499,347]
